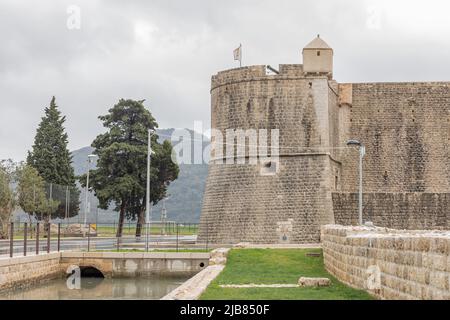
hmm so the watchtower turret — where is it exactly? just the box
[302,35,333,78]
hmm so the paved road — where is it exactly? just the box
[0,235,197,256]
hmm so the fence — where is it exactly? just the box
[10,221,198,237]
[0,221,209,257]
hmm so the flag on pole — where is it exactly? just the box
[233,44,242,67]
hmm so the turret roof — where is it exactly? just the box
[303,35,332,50]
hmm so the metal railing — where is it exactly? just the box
[1,222,210,257]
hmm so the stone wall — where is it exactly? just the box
[338,83,450,193]
[322,225,450,300]
[200,155,335,244]
[333,193,450,229]
[0,253,62,291]
[199,65,338,244]
[60,252,210,278]
[199,63,450,244]
[332,82,450,231]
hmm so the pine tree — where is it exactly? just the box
[27,96,80,220]
[82,99,179,237]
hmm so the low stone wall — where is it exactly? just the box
[60,252,210,278]
[0,253,62,291]
[321,225,450,300]
[162,248,229,300]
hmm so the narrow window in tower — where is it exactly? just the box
[260,161,278,176]
[317,51,320,56]
[335,175,339,190]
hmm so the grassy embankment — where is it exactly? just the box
[200,248,373,300]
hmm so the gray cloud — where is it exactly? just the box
[1,0,449,161]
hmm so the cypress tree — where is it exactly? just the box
[27,96,80,220]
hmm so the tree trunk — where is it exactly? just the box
[135,207,145,238]
[43,213,50,234]
[116,201,126,238]
[0,216,6,239]
[28,214,33,239]
[135,196,146,238]
[0,205,12,239]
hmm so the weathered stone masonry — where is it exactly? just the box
[322,225,450,300]
[198,36,450,244]
[198,64,338,244]
[333,193,449,230]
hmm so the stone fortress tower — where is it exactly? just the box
[198,35,450,244]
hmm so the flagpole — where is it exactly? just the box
[234,44,242,68]
[240,43,242,67]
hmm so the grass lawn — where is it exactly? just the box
[200,248,373,300]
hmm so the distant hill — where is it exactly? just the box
[70,128,209,223]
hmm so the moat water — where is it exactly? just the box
[0,276,188,300]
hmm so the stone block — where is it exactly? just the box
[298,277,331,287]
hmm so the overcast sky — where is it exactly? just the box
[1,0,450,161]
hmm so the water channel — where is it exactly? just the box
[0,276,188,300]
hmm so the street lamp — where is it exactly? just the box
[160,193,170,235]
[84,154,97,228]
[146,128,156,251]
[346,140,365,225]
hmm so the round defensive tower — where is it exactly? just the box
[198,36,341,244]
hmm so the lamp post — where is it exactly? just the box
[146,129,155,252]
[84,154,97,228]
[346,140,365,225]
[160,194,170,235]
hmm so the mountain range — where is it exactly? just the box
[70,128,209,223]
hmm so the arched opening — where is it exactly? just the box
[80,266,105,278]
[65,265,105,290]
